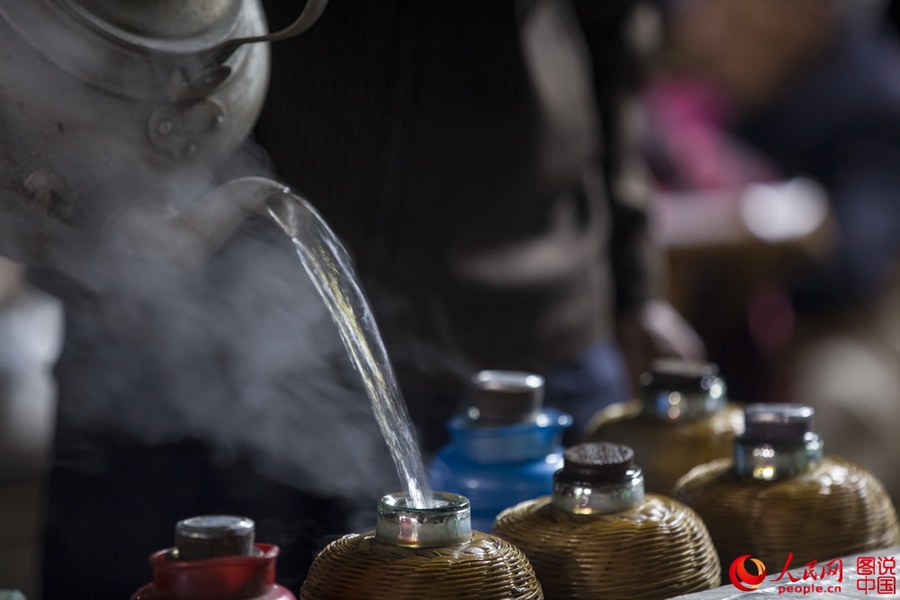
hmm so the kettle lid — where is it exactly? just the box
[2,0,268,100]
[66,0,242,41]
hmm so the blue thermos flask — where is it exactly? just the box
[428,370,572,532]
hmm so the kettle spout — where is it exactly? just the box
[111,176,291,269]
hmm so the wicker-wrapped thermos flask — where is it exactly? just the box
[429,370,572,531]
[132,515,296,600]
[673,403,900,574]
[492,442,720,599]
[583,360,742,495]
[299,491,543,599]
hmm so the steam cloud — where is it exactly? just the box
[0,5,402,520]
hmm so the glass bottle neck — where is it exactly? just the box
[376,492,473,548]
[734,433,824,481]
[551,468,645,514]
[640,363,727,421]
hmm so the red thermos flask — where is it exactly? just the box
[132,515,296,600]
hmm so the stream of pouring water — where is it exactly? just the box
[267,191,433,509]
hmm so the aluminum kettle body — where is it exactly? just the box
[0,0,326,272]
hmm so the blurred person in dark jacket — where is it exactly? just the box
[254,0,705,456]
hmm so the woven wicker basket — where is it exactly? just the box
[492,493,721,600]
[673,456,900,574]
[299,530,543,599]
[584,399,744,495]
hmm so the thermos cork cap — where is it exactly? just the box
[558,442,635,484]
[471,370,544,424]
[742,403,815,442]
[174,515,255,560]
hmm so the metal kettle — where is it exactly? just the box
[0,0,326,271]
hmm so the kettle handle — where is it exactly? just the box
[206,0,329,66]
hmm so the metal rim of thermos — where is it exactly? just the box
[376,492,473,548]
[551,467,646,515]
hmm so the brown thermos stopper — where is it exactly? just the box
[555,442,635,485]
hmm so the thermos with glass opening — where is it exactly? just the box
[428,370,571,531]
[491,442,720,600]
[132,515,296,600]
[583,359,742,494]
[299,491,543,599]
[673,403,900,573]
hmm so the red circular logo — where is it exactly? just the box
[729,554,767,591]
